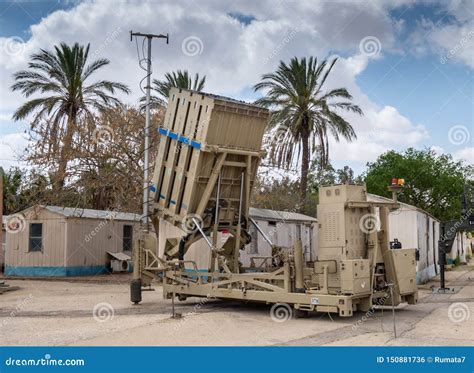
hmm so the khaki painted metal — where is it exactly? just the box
[149,88,267,227]
[133,89,418,317]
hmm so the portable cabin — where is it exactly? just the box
[367,194,440,284]
[4,206,140,277]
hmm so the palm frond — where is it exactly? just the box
[254,55,362,176]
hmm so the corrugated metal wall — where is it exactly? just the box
[6,209,66,267]
[66,218,140,267]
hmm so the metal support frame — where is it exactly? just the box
[162,265,357,316]
[250,218,274,247]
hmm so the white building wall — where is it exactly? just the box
[66,218,139,267]
[467,235,473,258]
[449,232,469,263]
[415,211,439,283]
[380,207,439,284]
[388,209,418,249]
[0,228,5,268]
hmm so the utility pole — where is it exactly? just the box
[130,31,168,232]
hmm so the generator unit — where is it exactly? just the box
[130,88,418,317]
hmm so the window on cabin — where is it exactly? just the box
[29,223,43,252]
[123,225,133,251]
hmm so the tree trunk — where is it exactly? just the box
[300,122,310,213]
[55,111,76,189]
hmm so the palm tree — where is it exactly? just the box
[11,42,130,188]
[254,56,363,208]
[143,70,206,108]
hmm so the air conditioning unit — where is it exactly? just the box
[107,251,132,273]
[110,259,132,273]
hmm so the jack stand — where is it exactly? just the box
[432,258,455,294]
[388,283,397,338]
[171,291,182,319]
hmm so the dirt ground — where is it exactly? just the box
[1,266,473,346]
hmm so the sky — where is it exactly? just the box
[0,0,472,175]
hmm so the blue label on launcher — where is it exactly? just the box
[158,127,201,150]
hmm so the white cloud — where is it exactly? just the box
[432,24,474,68]
[405,0,474,68]
[0,112,14,122]
[0,0,404,109]
[454,147,474,165]
[319,55,429,169]
[430,145,445,154]
[328,105,429,164]
[0,0,461,174]
[0,132,28,170]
